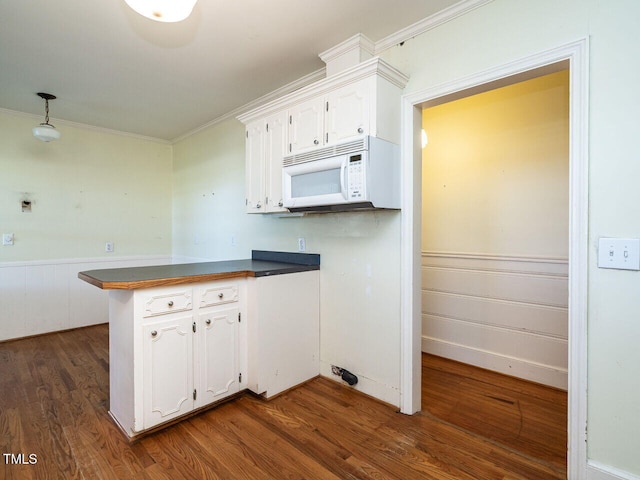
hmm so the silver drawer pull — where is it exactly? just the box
[218,292,224,299]
[313,139,319,145]
[357,127,364,134]
[151,330,157,337]
[206,319,211,325]
[167,300,174,307]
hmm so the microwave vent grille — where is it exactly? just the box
[283,137,368,167]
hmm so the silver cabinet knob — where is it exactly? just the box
[357,127,364,134]
[278,200,283,207]
[313,139,319,145]
[218,292,224,299]
[151,330,157,337]
[167,300,174,307]
[206,319,211,325]
[256,202,262,209]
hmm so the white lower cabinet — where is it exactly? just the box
[195,307,240,408]
[109,280,244,437]
[108,271,319,438]
[142,314,194,428]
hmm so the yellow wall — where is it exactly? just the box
[0,110,173,261]
[422,70,569,257]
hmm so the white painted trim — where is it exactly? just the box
[236,57,409,125]
[175,68,326,142]
[400,101,422,414]
[375,0,496,55]
[588,461,640,480]
[400,38,589,479]
[0,254,171,269]
[173,0,493,143]
[0,107,173,145]
[319,33,375,64]
[422,336,568,390]
[422,251,569,276]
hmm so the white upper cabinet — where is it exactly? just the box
[287,97,325,153]
[288,79,370,154]
[264,113,288,211]
[245,121,265,213]
[244,111,288,213]
[325,78,370,146]
[238,57,408,212]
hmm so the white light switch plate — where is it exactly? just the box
[598,238,640,270]
[2,233,14,246]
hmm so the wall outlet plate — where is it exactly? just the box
[598,237,640,270]
[2,233,14,246]
[298,237,306,252]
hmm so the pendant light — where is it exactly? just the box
[33,92,61,142]
[124,0,198,22]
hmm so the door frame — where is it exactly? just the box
[399,38,589,479]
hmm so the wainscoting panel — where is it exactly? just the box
[0,255,171,342]
[422,252,568,389]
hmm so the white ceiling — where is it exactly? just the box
[0,0,460,142]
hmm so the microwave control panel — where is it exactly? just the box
[347,154,365,200]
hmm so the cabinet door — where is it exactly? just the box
[288,97,325,154]
[325,79,370,145]
[142,315,194,429]
[245,120,265,213]
[195,307,239,408]
[264,112,288,212]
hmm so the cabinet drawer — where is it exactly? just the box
[143,290,193,317]
[200,284,239,308]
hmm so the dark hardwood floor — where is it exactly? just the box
[0,324,567,479]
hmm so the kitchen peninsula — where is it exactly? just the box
[79,250,320,438]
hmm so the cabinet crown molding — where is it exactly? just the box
[319,33,376,65]
[237,57,409,125]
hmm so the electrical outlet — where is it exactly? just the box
[298,237,306,252]
[105,242,114,253]
[3,233,14,246]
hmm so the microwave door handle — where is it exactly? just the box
[340,163,348,200]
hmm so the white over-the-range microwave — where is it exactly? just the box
[282,136,400,213]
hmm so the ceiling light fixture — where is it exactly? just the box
[33,92,61,142]
[124,0,198,22]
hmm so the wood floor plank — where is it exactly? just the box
[0,324,567,479]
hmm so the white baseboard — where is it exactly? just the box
[422,336,567,390]
[319,361,401,408]
[588,461,640,480]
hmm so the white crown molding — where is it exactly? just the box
[319,33,375,64]
[0,107,172,145]
[178,0,495,142]
[173,67,326,142]
[375,0,496,55]
[237,57,409,124]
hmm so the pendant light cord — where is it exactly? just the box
[44,99,50,125]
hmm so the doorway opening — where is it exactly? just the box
[399,39,589,479]
[419,67,569,471]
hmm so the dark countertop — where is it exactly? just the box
[78,250,320,290]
